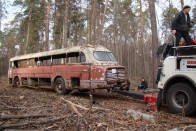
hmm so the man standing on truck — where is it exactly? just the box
[171,5,193,46]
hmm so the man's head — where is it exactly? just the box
[183,5,191,14]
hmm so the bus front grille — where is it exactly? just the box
[106,68,126,83]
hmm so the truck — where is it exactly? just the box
[157,45,196,115]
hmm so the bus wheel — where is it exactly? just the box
[54,78,69,95]
[166,83,196,116]
[13,77,20,87]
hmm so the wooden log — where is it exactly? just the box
[0,105,51,110]
[0,114,51,120]
[0,115,69,130]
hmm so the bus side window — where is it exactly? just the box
[11,62,14,68]
[37,60,42,66]
[29,59,36,67]
[67,52,80,63]
[80,52,86,63]
[14,61,18,68]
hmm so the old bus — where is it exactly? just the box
[8,45,128,94]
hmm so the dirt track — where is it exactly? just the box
[0,79,196,131]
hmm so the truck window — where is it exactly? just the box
[94,51,116,61]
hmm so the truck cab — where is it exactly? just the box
[157,45,196,115]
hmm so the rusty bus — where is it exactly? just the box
[8,45,128,94]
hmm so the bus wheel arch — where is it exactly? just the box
[13,76,20,87]
[53,76,69,95]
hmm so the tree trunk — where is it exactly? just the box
[113,0,119,62]
[139,0,145,77]
[25,9,32,54]
[98,0,109,45]
[62,0,70,48]
[180,0,184,10]
[0,0,2,31]
[148,0,159,88]
[53,0,57,48]
[0,0,1,31]
[45,0,50,51]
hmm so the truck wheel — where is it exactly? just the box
[156,89,163,111]
[13,77,20,87]
[54,78,69,95]
[166,83,196,115]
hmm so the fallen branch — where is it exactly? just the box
[63,103,82,117]
[92,106,111,111]
[0,115,69,130]
[0,114,51,120]
[0,105,51,110]
[96,122,109,127]
[0,96,12,98]
[60,97,89,111]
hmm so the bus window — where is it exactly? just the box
[36,60,42,66]
[80,52,86,63]
[18,60,27,68]
[43,59,52,66]
[52,54,66,65]
[14,61,18,68]
[29,59,36,67]
[41,56,52,66]
[67,52,80,63]
[10,62,14,68]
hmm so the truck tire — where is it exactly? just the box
[54,78,69,95]
[156,89,163,111]
[166,83,196,116]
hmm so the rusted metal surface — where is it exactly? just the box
[8,45,127,92]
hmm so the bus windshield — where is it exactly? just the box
[93,51,116,61]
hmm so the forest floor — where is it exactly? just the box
[0,77,196,131]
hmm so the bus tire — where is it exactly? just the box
[13,77,20,87]
[166,83,196,116]
[54,78,69,95]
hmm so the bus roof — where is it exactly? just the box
[9,45,111,61]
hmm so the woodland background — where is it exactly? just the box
[0,0,195,87]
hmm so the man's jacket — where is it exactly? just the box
[171,11,191,31]
[141,80,148,88]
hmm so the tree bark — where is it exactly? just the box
[139,0,145,77]
[25,9,32,54]
[180,0,184,10]
[98,0,109,45]
[0,0,2,31]
[62,0,70,48]
[45,0,50,51]
[148,0,159,88]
